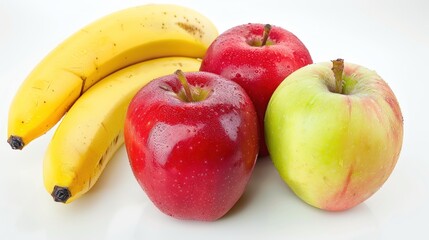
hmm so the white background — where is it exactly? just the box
[1,0,428,239]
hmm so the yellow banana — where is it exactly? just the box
[8,4,218,149]
[43,57,201,203]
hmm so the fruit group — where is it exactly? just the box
[43,57,202,203]
[7,4,218,149]
[265,59,403,211]
[200,23,312,156]
[124,71,258,221]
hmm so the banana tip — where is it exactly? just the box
[7,135,24,150]
[51,186,71,203]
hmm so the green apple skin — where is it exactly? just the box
[265,61,403,211]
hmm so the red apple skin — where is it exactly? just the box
[200,23,313,157]
[124,72,259,221]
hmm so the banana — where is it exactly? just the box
[8,4,218,149]
[43,57,201,203]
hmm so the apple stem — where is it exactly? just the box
[331,58,344,94]
[175,69,194,102]
[261,24,272,46]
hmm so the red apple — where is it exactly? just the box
[200,23,313,157]
[124,70,259,221]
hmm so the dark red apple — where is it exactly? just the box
[200,23,313,157]
[124,70,259,221]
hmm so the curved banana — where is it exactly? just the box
[8,4,218,149]
[43,57,201,203]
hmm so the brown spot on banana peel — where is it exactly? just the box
[97,134,120,169]
[97,155,105,169]
[176,22,204,38]
[80,75,87,96]
[113,134,119,144]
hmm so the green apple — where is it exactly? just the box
[265,59,403,211]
